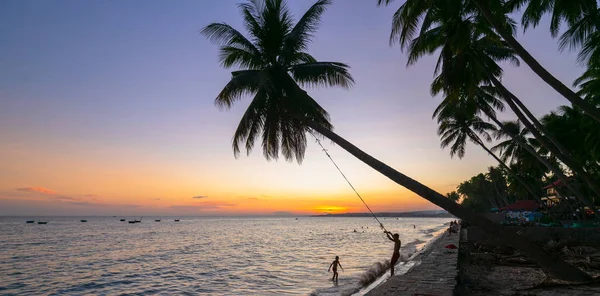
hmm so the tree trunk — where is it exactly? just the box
[470,134,562,225]
[473,0,600,123]
[302,118,591,281]
[489,76,600,216]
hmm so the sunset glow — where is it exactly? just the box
[0,1,578,216]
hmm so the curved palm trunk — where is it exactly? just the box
[302,118,590,282]
[510,95,600,202]
[489,76,600,216]
[470,135,562,225]
[473,0,600,123]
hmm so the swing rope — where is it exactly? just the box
[310,133,388,233]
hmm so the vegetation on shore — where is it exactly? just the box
[203,0,599,282]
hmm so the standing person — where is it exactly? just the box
[328,256,344,281]
[384,231,401,276]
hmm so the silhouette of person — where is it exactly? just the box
[328,256,344,281]
[385,231,401,276]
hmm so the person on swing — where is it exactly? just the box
[384,230,401,276]
[328,256,344,281]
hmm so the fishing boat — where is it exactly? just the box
[128,220,136,223]
[26,220,35,223]
[80,220,87,222]
[154,219,161,222]
[38,221,48,224]
[134,217,143,223]
[120,218,126,221]
[174,218,180,222]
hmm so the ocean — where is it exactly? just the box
[0,216,452,295]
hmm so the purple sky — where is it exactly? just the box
[0,0,585,216]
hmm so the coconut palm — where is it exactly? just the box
[491,120,538,163]
[377,0,600,213]
[436,102,542,207]
[506,0,596,37]
[446,191,461,202]
[206,0,591,281]
[559,7,600,65]
[201,0,353,163]
[470,0,600,122]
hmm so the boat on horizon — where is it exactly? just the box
[26,220,35,223]
[37,221,48,224]
[80,220,87,222]
[120,218,126,221]
[174,218,180,222]
[134,217,143,223]
[155,219,161,222]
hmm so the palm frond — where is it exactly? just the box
[232,89,268,158]
[289,62,355,89]
[215,70,266,109]
[282,0,331,63]
[201,23,261,55]
[218,45,264,69]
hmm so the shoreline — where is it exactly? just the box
[352,226,451,296]
[362,227,459,296]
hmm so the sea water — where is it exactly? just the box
[0,216,451,295]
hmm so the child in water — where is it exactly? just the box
[328,256,344,281]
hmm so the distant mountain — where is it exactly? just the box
[310,210,453,218]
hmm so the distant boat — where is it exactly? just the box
[80,220,87,222]
[174,219,180,222]
[120,218,126,221]
[134,217,143,223]
[38,221,48,224]
[155,219,161,222]
[295,217,299,220]
[128,220,136,224]
[26,220,35,223]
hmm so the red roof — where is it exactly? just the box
[499,200,540,211]
[542,178,572,189]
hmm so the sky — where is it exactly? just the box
[0,0,586,216]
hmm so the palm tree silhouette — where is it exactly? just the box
[204,0,591,281]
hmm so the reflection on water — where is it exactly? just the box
[0,216,451,295]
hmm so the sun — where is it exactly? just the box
[314,205,348,214]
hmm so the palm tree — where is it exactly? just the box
[506,0,596,38]
[206,0,591,281]
[436,103,542,208]
[471,0,600,122]
[446,191,461,202]
[377,0,600,213]
[559,7,600,65]
[491,120,538,164]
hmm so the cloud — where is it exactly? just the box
[192,196,208,199]
[84,194,97,197]
[16,187,56,195]
[151,198,161,201]
[247,197,259,200]
[171,201,236,211]
[52,195,79,201]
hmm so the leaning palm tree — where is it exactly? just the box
[376,0,600,122]
[471,0,600,122]
[205,0,591,281]
[377,0,600,213]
